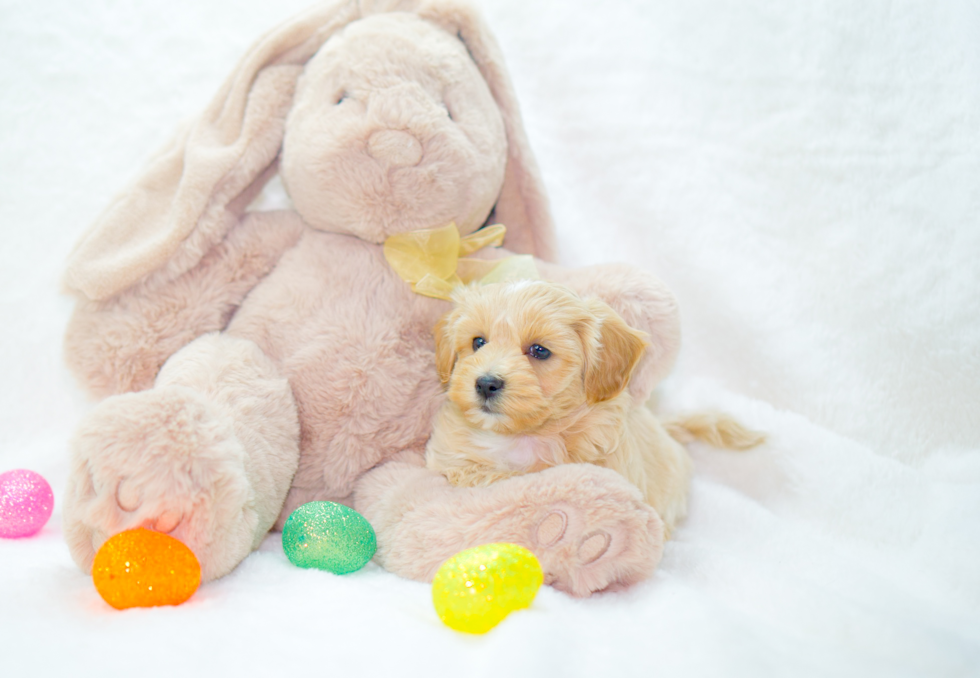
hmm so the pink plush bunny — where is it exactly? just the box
[61,0,680,596]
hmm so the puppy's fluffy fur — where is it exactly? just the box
[425,281,763,537]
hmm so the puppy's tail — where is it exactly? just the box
[663,413,765,450]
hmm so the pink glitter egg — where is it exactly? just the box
[0,469,54,538]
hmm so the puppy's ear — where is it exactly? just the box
[433,312,458,384]
[581,298,650,404]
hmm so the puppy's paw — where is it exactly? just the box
[63,386,258,582]
[517,465,665,596]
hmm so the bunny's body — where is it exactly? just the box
[227,229,447,518]
[61,1,682,596]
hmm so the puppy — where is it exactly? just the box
[425,281,763,537]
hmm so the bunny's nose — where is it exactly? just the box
[367,129,423,167]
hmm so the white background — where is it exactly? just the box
[1,1,978,675]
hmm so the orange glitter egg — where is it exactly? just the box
[92,528,201,610]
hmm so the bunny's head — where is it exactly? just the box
[283,12,507,242]
[65,0,556,301]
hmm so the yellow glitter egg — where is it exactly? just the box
[432,543,543,634]
[92,528,201,610]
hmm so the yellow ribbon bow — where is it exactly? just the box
[383,222,539,301]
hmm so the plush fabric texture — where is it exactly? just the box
[1,0,978,676]
[58,0,680,599]
[62,0,558,301]
[64,333,301,582]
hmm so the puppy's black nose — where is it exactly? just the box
[475,375,505,400]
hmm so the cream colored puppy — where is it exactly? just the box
[426,281,763,537]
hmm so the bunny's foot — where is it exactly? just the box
[356,460,664,596]
[63,334,299,581]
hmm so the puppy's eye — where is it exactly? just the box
[335,91,348,105]
[528,344,551,360]
[472,337,487,352]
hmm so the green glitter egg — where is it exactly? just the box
[432,543,543,634]
[282,501,377,574]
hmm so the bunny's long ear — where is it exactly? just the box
[417,0,559,262]
[64,1,365,301]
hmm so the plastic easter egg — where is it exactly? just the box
[282,501,377,574]
[432,543,543,634]
[0,469,54,538]
[92,528,201,609]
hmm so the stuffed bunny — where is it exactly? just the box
[61,0,681,596]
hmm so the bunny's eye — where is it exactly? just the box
[441,101,454,122]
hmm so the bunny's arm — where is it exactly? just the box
[534,259,681,404]
[470,247,681,403]
[64,210,305,398]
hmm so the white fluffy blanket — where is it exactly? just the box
[2,1,978,675]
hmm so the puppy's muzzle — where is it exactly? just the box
[475,374,505,401]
